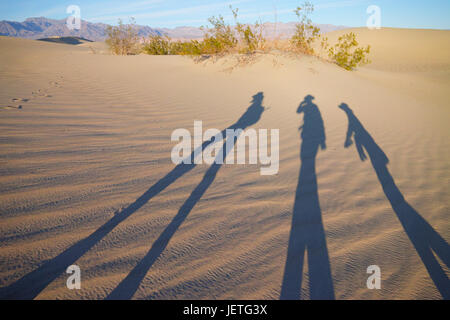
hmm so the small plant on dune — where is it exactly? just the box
[320,36,329,54]
[142,34,204,56]
[200,14,237,55]
[142,35,171,55]
[290,1,321,55]
[328,32,371,70]
[105,18,139,55]
[170,40,204,56]
[231,6,266,54]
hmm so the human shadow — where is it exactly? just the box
[0,93,265,300]
[339,103,450,299]
[107,93,266,299]
[280,95,335,300]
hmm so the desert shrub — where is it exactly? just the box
[328,32,371,70]
[105,18,139,55]
[141,35,204,56]
[290,1,321,54]
[200,14,237,54]
[137,4,371,71]
[170,40,203,56]
[232,7,265,54]
[320,36,330,53]
[142,35,171,55]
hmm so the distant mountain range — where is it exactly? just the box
[0,17,348,41]
[0,17,160,41]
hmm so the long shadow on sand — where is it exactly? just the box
[106,93,266,299]
[339,103,450,299]
[280,95,335,300]
[0,93,266,300]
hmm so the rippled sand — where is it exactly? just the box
[0,28,449,299]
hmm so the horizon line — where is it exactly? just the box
[2,16,450,31]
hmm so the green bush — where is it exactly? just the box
[171,40,203,56]
[328,32,371,70]
[105,18,139,55]
[290,1,321,55]
[142,35,204,56]
[142,35,171,55]
[232,7,265,54]
[200,14,237,54]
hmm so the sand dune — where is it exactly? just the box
[0,28,449,300]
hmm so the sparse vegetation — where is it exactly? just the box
[201,13,238,55]
[105,18,139,55]
[116,3,371,71]
[170,40,204,56]
[290,1,321,54]
[232,7,265,54]
[142,35,203,56]
[328,32,371,70]
[140,6,264,56]
[142,35,171,55]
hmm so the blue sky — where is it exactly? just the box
[1,0,449,29]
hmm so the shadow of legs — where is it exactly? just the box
[0,140,214,300]
[280,146,335,300]
[281,96,334,300]
[0,162,198,300]
[106,93,266,299]
[0,93,266,300]
[107,161,224,299]
[339,103,450,299]
[373,160,450,299]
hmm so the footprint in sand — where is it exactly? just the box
[11,98,29,103]
[3,98,29,111]
[49,81,62,88]
[3,77,63,111]
[32,89,52,98]
[0,105,22,110]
